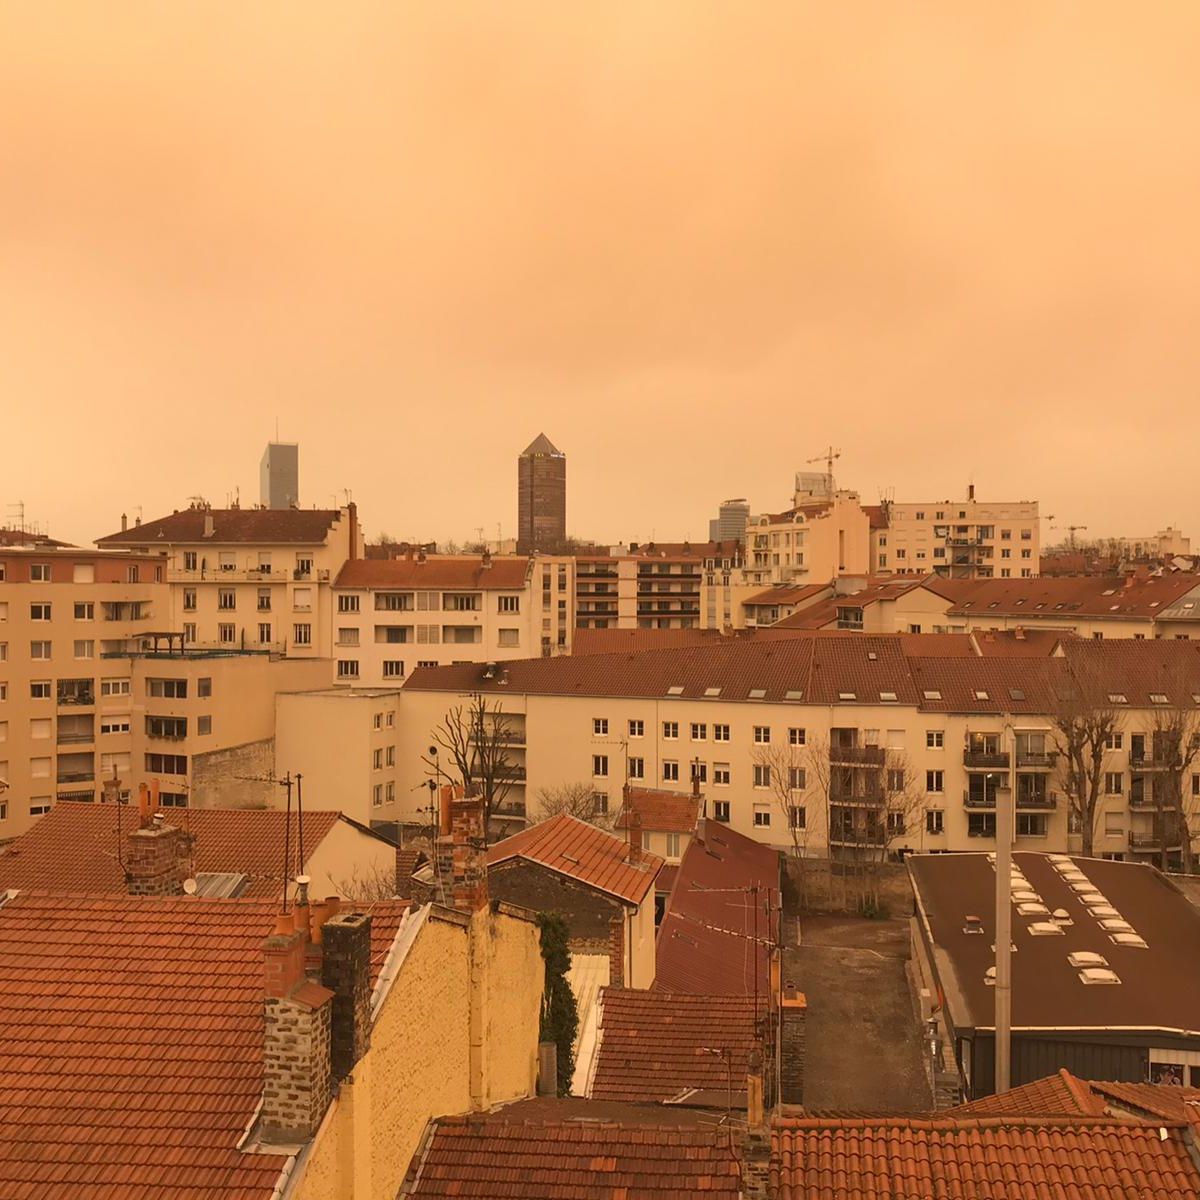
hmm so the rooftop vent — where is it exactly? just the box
[1067,951,1109,968]
[923,690,942,701]
[1098,918,1133,933]
[1051,908,1073,925]
[963,915,984,935]
[1028,922,1064,936]
[1079,967,1121,985]
[1009,689,1026,701]
[984,967,996,986]
[1109,933,1148,949]
[1017,902,1050,917]
[748,688,766,699]
[1087,904,1121,919]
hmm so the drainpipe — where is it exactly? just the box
[994,717,1015,1094]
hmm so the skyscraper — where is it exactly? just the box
[517,434,566,553]
[260,442,299,509]
[708,498,750,544]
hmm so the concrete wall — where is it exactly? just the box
[189,737,275,808]
[304,820,397,901]
[294,905,542,1200]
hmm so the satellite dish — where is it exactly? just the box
[182,877,198,895]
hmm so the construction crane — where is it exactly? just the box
[805,446,841,480]
[1051,524,1088,550]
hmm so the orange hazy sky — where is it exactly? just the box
[2,3,1198,547]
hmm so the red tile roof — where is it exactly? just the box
[97,507,343,545]
[570,627,729,655]
[336,555,530,590]
[949,1069,1105,1117]
[772,1115,1200,1200]
[614,787,700,835]
[402,1110,741,1198]
[0,806,368,898]
[862,503,889,531]
[590,988,764,1105]
[487,814,662,905]
[656,821,780,996]
[744,584,831,607]
[971,628,1075,656]
[0,527,72,548]
[930,573,1200,621]
[0,891,410,1200]
[772,579,928,629]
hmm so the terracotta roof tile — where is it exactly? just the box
[590,988,764,1105]
[744,584,831,607]
[0,807,362,898]
[335,555,530,590]
[950,1069,1105,1117]
[931,573,1200,620]
[97,507,344,545]
[487,815,662,905]
[656,822,780,996]
[772,1116,1200,1200]
[403,1112,741,1198]
[614,788,700,835]
[0,891,409,1199]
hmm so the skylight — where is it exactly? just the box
[1107,693,1128,704]
[666,686,684,696]
[704,687,722,697]
[1150,693,1169,704]
[1109,933,1148,949]
[1079,967,1121,985]
[1087,905,1121,919]
[1098,918,1133,933]
[923,689,942,700]
[1067,951,1108,968]
[1017,902,1049,917]
[1028,922,1064,936]
[748,688,766,700]
[838,691,857,701]
[1102,589,1116,596]
[784,690,804,701]
[974,690,990,701]
[880,691,898,702]
[867,652,878,661]
[1009,689,1026,701]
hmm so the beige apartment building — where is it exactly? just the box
[397,636,1200,867]
[871,491,1041,579]
[744,492,872,587]
[96,503,362,662]
[329,553,535,685]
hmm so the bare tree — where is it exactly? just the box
[421,694,518,840]
[1050,662,1123,857]
[535,781,615,830]
[1147,689,1200,874]
[329,862,403,901]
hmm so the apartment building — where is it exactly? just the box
[275,687,403,830]
[744,492,872,587]
[329,553,534,685]
[397,635,1200,868]
[0,545,164,837]
[871,490,1041,579]
[516,432,567,553]
[96,503,362,662]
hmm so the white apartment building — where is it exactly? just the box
[397,635,1200,867]
[872,491,1040,579]
[744,493,872,587]
[329,553,535,685]
[96,503,362,662]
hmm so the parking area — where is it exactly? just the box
[783,914,930,1113]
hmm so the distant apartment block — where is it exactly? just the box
[745,491,872,586]
[516,433,566,553]
[708,498,750,544]
[1115,527,1191,560]
[259,441,299,509]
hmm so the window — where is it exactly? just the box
[753,725,771,744]
[257,588,272,612]
[30,681,51,699]
[372,784,383,808]
[383,661,405,678]
[925,730,945,750]
[498,629,520,648]
[30,641,51,660]
[74,602,94,621]
[498,595,520,613]
[714,723,730,742]
[373,748,383,770]
[182,588,197,612]
[417,660,437,668]
[628,756,645,780]
[593,792,609,816]
[100,715,131,735]
[662,721,679,740]
[714,800,731,822]
[628,719,644,738]
[101,678,130,697]
[788,766,806,790]
[73,640,94,659]
[663,760,680,782]
[968,812,996,838]
[444,593,481,612]
[1016,813,1047,838]
[338,594,361,613]
[1000,529,1011,540]
[30,564,50,582]
[1104,732,1123,750]
[295,555,313,577]
[146,715,187,739]
[925,809,944,835]
[714,763,731,786]
[887,767,906,792]
[158,792,187,809]
[788,727,806,746]
[183,551,197,571]
[691,722,707,741]
[30,754,50,776]
[293,623,312,646]
[0,684,5,701]
[373,713,383,730]
[145,753,187,774]
[753,809,771,827]
[666,832,681,858]
[887,811,905,835]
[217,588,236,611]
[196,677,211,699]
[1104,811,1125,836]
[1104,772,1123,795]
[126,565,140,583]
[926,770,944,793]
[337,627,359,646]
[182,623,196,643]
[376,593,413,612]
[29,798,51,816]
[217,623,236,644]
[1193,774,1200,798]
[337,660,360,680]
[257,623,272,644]
[593,754,608,778]
[593,718,608,736]
[293,588,312,612]
[147,678,187,699]
[753,763,771,788]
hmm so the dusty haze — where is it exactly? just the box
[2,3,1197,546]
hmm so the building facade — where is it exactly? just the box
[709,498,751,544]
[516,433,566,554]
[744,493,872,587]
[259,441,299,509]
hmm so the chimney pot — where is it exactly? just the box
[121,512,128,532]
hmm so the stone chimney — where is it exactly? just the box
[125,811,186,896]
[741,1048,772,1200]
[481,548,493,569]
[121,512,128,532]
[261,913,334,1144]
[320,910,373,1081]
[442,793,488,913]
[779,989,808,1105]
[626,806,643,867]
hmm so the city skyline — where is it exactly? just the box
[4,4,1200,545]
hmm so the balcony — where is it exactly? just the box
[57,732,94,746]
[963,750,1010,770]
[57,686,95,707]
[1128,792,1161,809]
[1016,791,1057,810]
[1130,753,1172,771]
[576,565,618,579]
[1129,831,1183,851]
[292,568,331,582]
[497,765,527,782]
[1016,751,1057,769]
[170,567,289,583]
[963,791,996,809]
[829,745,885,767]
[828,830,887,849]
[829,790,883,808]
[56,769,96,784]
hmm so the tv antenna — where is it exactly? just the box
[236,769,306,910]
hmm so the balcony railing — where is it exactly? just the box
[828,831,887,848]
[1016,791,1057,810]
[169,568,290,583]
[56,769,96,784]
[1129,831,1183,850]
[963,792,996,809]
[57,691,95,707]
[1130,753,1173,771]
[963,750,1010,770]
[1016,751,1057,769]
[829,745,886,767]
[57,733,95,746]
[829,792,884,808]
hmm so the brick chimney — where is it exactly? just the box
[320,910,373,1081]
[741,1048,772,1200]
[125,811,186,896]
[779,989,808,1105]
[441,793,488,913]
[261,912,335,1144]
[626,806,643,867]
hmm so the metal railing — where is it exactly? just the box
[964,750,1009,769]
[828,745,886,766]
